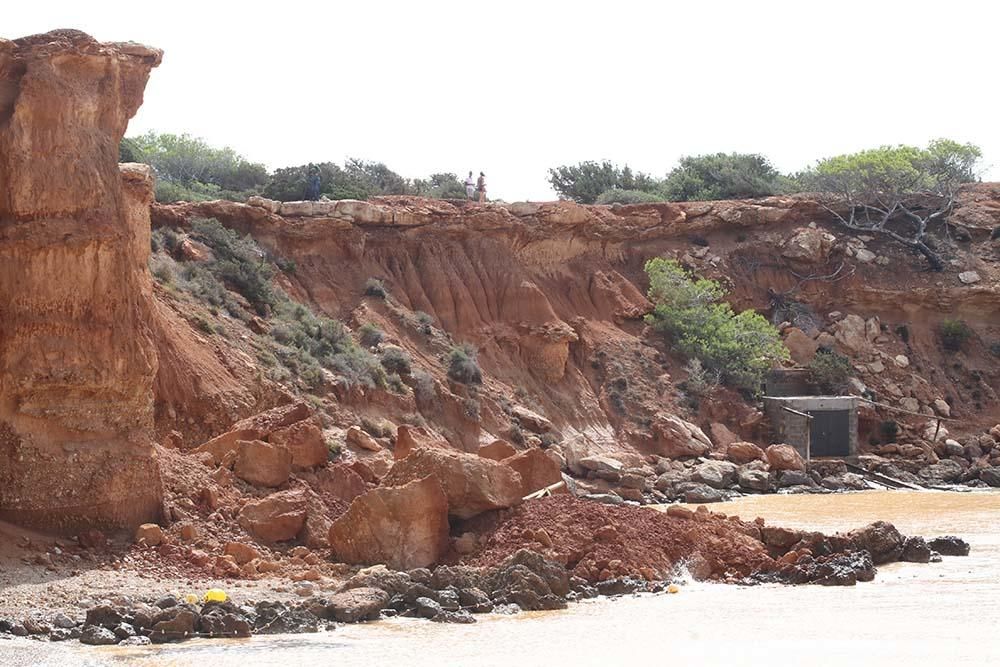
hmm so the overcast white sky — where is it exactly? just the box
[8,0,998,201]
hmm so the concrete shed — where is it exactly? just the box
[764,396,860,460]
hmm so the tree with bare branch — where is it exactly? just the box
[802,139,981,271]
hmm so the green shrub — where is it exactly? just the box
[448,343,482,385]
[644,258,787,393]
[386,373,406,393]
[361,417,394,439]
[149,255,175,284]
[359,323,384,348]
[415,311,434,334]
[595,188,666,205]
[274,255,297,274]
[124,131,268,203]
[189,218,276,315]
[679,358,719,397]
[808,349,852,393]
[326,436,342,460]
[192,315,214,335]
[331,346,386,389]
[939,319,972,351]
[364,278,387,299]
[151,227,181,254]
[662,153,785,201]
[464,397,481,421]
[380,346,412,375]
[412,369,436,402]
[547,161,659,204]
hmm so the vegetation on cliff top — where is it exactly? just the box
[122,132,466,203]
[644,258,787,393]
[549,139,980,212]
[549,153,789,204]
[797,139,982,270]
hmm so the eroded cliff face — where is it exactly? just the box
[151,191,999,478]
[0,31,163,531]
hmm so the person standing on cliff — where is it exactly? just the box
[305,164,321,201]
[464,171,476,200]
[476,172,487,203]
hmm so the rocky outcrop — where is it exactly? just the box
[237,490,307,543]
[328,475,449,570]
[766,444,806,472]
[381,447,524,519]
[0,30,163,531]
[504,449,564,496]
[649,414,713,458]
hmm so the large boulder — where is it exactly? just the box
[268,419,328,470]
[192,402,314,464]
[382,447,523,519]
[394,424,448,460]
[237,490,307,542]
[765,444,806,472]
[833,314,871,355]
[781,227,835,263]
[234,440,292,487]
[846,521,904,564]
[312,464,369,504]
[783,327,819,365]
[727,441,766,465]
[509,405,554,433]
[478,440,517,461]
[738,466,771,492]
[690,461,738,489]
[980,467,1000,487]
[324,587,390,623]
[650,414,712,458]
[709,423,739,449]
[504,449,564,496]
[328,476,449,570]
[229,401,312,437]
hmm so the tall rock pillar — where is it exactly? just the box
[0,30,164,531]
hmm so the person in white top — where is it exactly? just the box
[464,171,476,200]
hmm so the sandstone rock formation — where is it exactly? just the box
[649,414,713,458]
[237,490,307,543]
[478,440,517,461]
[234,440,292,488]
[382,447,524,519]
[328,475,449,570]
[504,449,564,497]
[0,30,163,531]
[765,444,806,472]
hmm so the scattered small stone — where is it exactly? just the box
[958,271,981,285]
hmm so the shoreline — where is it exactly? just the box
[0,490,974,647]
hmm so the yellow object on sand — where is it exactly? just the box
[667,584,680,594]
[184,593,199,604]
[203,589,227,603]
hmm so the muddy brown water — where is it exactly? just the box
[5,490,999,666]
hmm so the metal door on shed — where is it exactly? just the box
[808,409,850,457]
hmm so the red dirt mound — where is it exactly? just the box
[463,495,775,583]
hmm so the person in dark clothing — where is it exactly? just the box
[305,164,321,201]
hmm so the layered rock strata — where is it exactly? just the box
[0,30,163,530]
